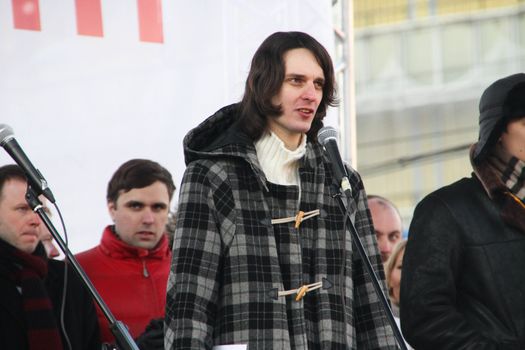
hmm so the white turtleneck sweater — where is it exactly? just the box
[254,131,306,187]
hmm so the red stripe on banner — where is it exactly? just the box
[12,0,41,31]
[75,0,103,37]
[137,0,164,43]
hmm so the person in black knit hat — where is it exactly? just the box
[400,73,525,349]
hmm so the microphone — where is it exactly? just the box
[317,126,351,195]
[0,124,55,203]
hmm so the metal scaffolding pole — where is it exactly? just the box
[333,0,357,168]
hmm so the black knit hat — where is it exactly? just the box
[473,73,525,162]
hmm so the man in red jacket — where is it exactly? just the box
[76,159,175,348]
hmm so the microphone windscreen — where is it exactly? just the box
[317,126,338,145]
[0,124,14,146]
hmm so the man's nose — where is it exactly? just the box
[378,238,393,255]
[142,209,155,224]
[302,82,318,101]
[29,211,41,226]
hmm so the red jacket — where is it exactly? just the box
[76,226,171,344]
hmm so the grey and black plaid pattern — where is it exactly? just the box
[165,108,397,349]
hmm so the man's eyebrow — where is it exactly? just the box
[285,73,325,80]
[124,200,168,207]
[285,73,305,78]
[124,200,144,206]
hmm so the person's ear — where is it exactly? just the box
[108,201,117,221]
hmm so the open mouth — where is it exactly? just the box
[297,108,315,118]
[297,108,314,114]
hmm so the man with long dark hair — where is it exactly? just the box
[165,31,396,349]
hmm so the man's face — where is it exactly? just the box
[500,116,525,161]
[0,179,41,253]
[39,203,60,258]
[108,181,170,250]
[40,230,60,258]
[369,200,403,263]
[268,48,324,149]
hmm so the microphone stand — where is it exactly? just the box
[25,186,140,350]
[335,184,408,350]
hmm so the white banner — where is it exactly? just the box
[0,0,335,253]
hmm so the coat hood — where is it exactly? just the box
[182,103,328,192]
[183,103,256,165]
[473,73,525,162]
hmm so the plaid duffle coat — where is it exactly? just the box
[165,104,397,349]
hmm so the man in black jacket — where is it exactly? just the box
[0,164,101,350]
[400,73,525,349]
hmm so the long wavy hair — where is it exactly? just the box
[237,31,338,143]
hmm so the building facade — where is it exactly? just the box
[353,0,525,224]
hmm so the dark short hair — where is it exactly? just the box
[237,31,338,142]
[106,159,176,203]
[0,164,27,199]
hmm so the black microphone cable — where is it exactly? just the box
[55,203,73,350]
